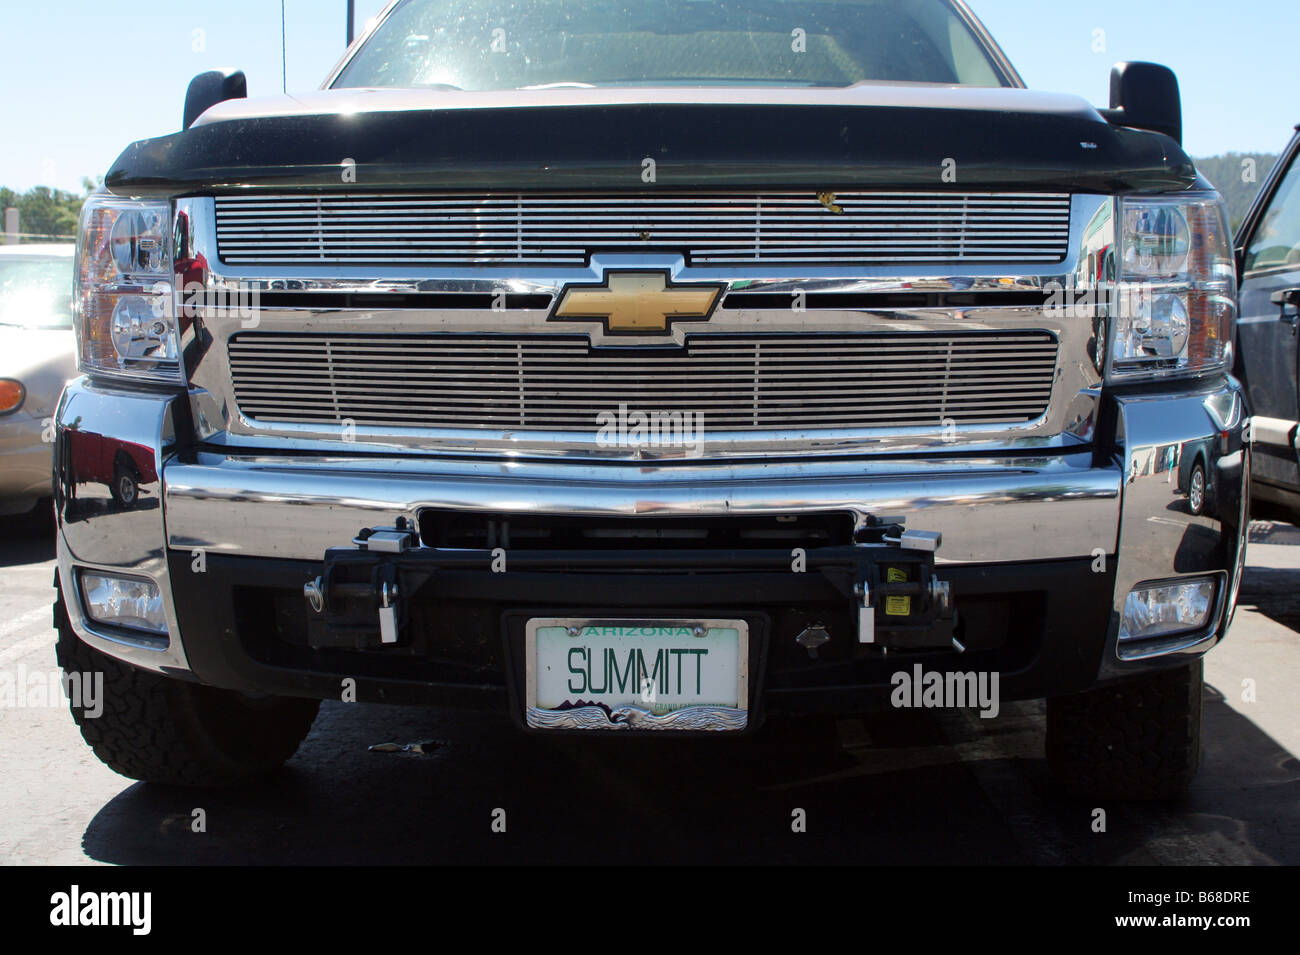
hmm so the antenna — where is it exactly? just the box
[281,0,287,93]
[347,0,355,46]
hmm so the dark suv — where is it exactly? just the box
[1235,125,1300,522]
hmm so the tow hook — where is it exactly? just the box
[304,577,325,614]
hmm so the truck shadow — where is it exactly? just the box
[0,503,55,567]
[78,685,1299,865]
[1236,564,1300,633]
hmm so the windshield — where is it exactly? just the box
[0,256,74,329]
[333,0,1009,91]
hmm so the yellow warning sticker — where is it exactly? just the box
[885,595,911,616]
[886,567,907,583]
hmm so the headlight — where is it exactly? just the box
[75,196,182,383]
[1108,192,1236,381]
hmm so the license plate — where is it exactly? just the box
[525,617,749,731]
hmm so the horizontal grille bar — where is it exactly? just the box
[228,332,1059,432]
[214,192,1072,266]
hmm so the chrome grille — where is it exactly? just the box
[213,192,1072,266]
[227,331,1059,432]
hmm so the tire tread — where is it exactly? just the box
[1046,659,1203,800]
[54,585,319,787]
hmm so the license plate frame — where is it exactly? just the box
[524,617,750,732]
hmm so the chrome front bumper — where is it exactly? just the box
[53,375,1249,684]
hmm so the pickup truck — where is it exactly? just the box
[54,0,1248,800]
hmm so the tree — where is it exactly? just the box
[0,187,16,244]
[0,184,87,243]
[1192,153,1281,234]
[17,187,80,240]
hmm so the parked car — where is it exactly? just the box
[1234,126,1300,524]
[1176,437,1215,518]
[0,244,76,515]
[53,0,1247,800]
[62,429,158,508]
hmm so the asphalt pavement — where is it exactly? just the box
[1,506,1296,865]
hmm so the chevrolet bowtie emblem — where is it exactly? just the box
[550,270,724,335]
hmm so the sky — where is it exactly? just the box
[0,0,1295,194]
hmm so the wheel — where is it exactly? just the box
[1046,659,1203,800]
[54,581,320,787]
[110,460,139,507]
[1188,461,1206,516]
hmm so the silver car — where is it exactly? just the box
[0,244,77,515]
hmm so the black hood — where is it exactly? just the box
[105,85,1197,196]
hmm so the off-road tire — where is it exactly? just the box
[54,583,320,787]
[1046,659,1203,800]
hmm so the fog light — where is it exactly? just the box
[79,571,167,634]
[1120,578,1216,642]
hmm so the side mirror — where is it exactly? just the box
[183,69,247,130]
[1102,62,1182,144]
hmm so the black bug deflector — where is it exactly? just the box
[106,96,1195,196]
